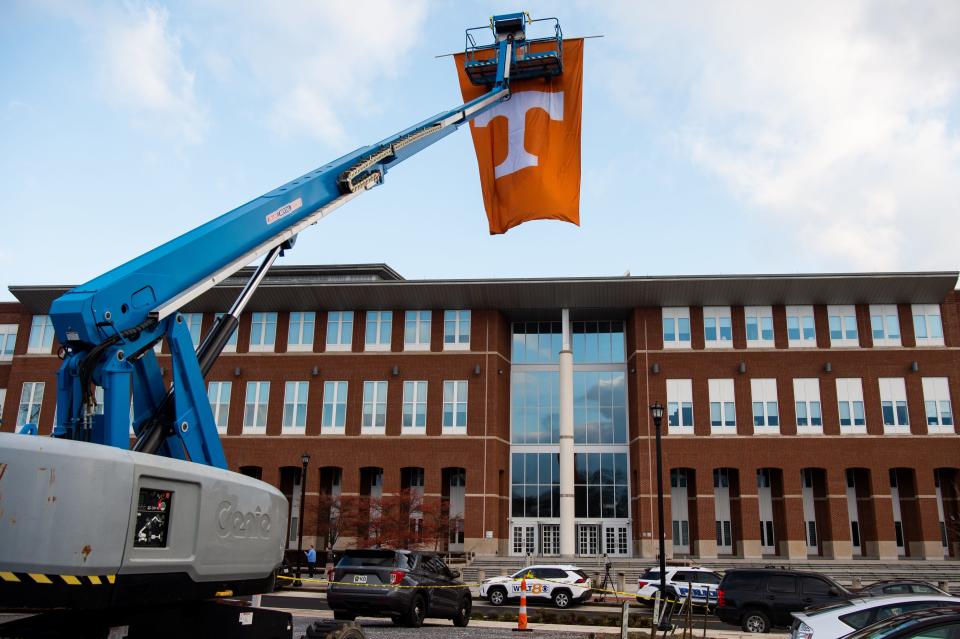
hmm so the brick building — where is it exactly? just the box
[2,265,959,562]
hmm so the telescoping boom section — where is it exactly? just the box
[0,12,566,628]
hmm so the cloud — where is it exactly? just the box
[201,0,427,145]
[100,4,205,142]
[597,1,960,271]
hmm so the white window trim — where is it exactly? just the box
[182,313,203,350]
[17,381,45,428]
[786,305,817,348]
[365,311,393,352]
[828,305,860,348]
[745,306,775,348]
[708,379,737,434]
[836,378,867,434]
[702,307,733,349]
[0,324,18,362]
[442,380,468,434]
[402,380,428,434]
[404,311,432,352]
[666,379,694,434]
[27,315,55,354]
[326,311,354,351]
[361,380,388,433]
[321,380,348,434]
[281,380,309,434]
[869,304,901,347]
[208,381,231,435]
[912,304,945,346]
[793,378,823,435]
[249,312,277,353]
[922,377,954,434]
[242,381,270,434]
[878,377,910,434]
[287,312,315,353]
[662,307,691,350]
[751,378,780,434]
[443,310,471,351]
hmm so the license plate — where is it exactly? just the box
[353,575,367,584]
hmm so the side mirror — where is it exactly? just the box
[450,569,461,579]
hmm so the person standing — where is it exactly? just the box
[306,545,317,578]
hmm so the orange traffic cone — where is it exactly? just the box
[513,578,533,632]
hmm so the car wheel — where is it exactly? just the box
[405,593,427,628]
[391,616,403,626]
[333,611,356,621]
[741,609,770,633]
[488,587,507,606]
[552,589,572,609]
[452,595,472,627]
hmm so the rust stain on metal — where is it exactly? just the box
[47,495,57,503]
[0,462,7,481]
[81,545,92,562]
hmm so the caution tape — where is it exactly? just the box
[274,574,716,611]
[0,571,116,586]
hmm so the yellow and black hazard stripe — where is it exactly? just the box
[0,571,117,586]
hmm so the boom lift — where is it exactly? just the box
[0,12,564,639]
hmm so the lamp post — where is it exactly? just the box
[294,451,310,587]
[649,402,670,631]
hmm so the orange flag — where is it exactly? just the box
[454,38,583,235]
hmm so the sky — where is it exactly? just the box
[1,1,959,300]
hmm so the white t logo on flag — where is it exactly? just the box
[473,90,564,179]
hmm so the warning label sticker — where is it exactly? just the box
[265,197,303,225]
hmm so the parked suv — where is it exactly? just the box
[480,565,592,609]
[327,549,471,628]
[636,566,722,608]
[716,569,851,633]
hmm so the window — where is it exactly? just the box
[321,381,347,432]
[574,371,627,444]
[793,378,823,433]
[922,378,954,433]
[751,379,779,432]
[912,304,944,346]
[512,321,561,364]
[801,577,831,595]
[0,324,18,361]
[402,381,427,432]
[574,452,628,518]
[213,313,238,352]
[282,381,309,432]
[182,313,202,349]
[662,307,691,348]
[242,381,269,433]
[828,305,859,347]
[709,379,736,433]
[836,378,866,432]
[667,379,694,434]
[443,310,471,350]
[362,381,387,431]
[512,452,560,517]
[326,311,354,351]
[287,312,315,352]
[249,312,277,352]
[27,315,55,354]
[572,321,626,363]
[17,381,44,428]
[879,378,910,432]
[365,311,392,351]
[442,380,468,431]
[511,371,560,444]
[404,311,431,351]
[767,575,797,593]
[870,305,901,347]
[207,381,231,435]
[703,307,733,348]
[745,306,774,347]
[786,306,817,347]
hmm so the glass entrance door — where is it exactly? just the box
[540,524,560,556]
[577,523,599,556]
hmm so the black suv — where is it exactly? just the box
[327,549,471,628]
[716,569,850,632]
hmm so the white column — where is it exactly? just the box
[559,309,576,556]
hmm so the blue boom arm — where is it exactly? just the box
[46,14,544,468]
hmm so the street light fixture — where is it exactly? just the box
[649,402,670,631]
[294,451,311,587]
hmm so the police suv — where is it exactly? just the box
[636,566,722,607]
[480,565,593,609]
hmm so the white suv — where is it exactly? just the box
[636,566,721,607]
[480,565,593,609]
